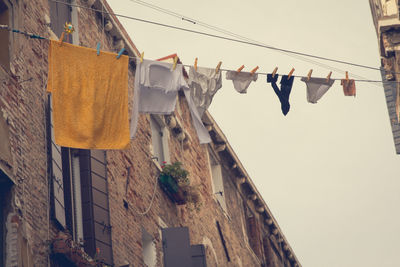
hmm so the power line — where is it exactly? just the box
[51,0,384,73]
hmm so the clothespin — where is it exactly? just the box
[97,42,101,56]
[116,48,125,59]
[250,66,259,75]
[288,68,295,79]
[172,56,178,70]
[345,71,349,82]
[237,65,245,73]
[326,71,332,83]
[272,67,278,78]
[59,22,75,44]
[140,51,144,63]
[194,57,198,71]
[307,69,313,81]
[215,61,222,74]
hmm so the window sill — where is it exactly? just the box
[151,157,163,172]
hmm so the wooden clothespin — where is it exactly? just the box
[116,48,125,59]
[272,67,278,78]
[288,68,295,79]
[237,65,245,73]
[326,71,332,83]
[172,56,178,70]
[194,57,198,71]
[250,66,259,75]
[307,69,313,81]
[97,42,101,56]
[345,71,349,82]
[215,61,222,74]
[140,51,144,63]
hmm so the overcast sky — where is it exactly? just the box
[107,1,400,266]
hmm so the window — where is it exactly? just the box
[47,104,113,264]
[48,0,72,38]
[208,149,227,212]
[150,115,169,165]
[243,202,262,259]
[0,172,12,267]
[142,229,157,267]
[61,149,84,244]
[0,0,10,71]
[47,2,113,265]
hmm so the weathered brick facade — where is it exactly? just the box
[0,0,301,266]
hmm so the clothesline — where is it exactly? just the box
[0,24,395,83]
[50,0,383,73]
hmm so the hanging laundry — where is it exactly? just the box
[341,79,356,96]
[301,77,334,103]
[47,40,130,149]
[226,71,258,93]
[267,74,294,115]
[131,59,211,144]
[188,66,222,117]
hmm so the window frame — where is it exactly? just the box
[0,0,12,73]
[150,115,170,167]
[208,148,228,213]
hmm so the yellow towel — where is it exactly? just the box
[47,40,130,149]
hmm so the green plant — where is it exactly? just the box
[160,161,189,185]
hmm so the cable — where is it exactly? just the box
[0,23,394,83]
[50,0,384,73]
[131,173,158,216]
[126,0,378,83]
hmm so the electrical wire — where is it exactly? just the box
[126,0,379,83]
[50,0,386,73]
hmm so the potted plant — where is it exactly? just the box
[159,161,189,204]
[159,162,202,210]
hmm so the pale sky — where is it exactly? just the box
[107,1,400,266]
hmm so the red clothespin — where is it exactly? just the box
[250,66,259,75]
[194,57,198,71]
[345,71,349,82]
[237,65,245,73]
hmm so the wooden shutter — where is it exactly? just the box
[49,0,71,38]
[162,227,192,267]
[47,95,66,228]
[247,216,263,259]
[47,0,72,230]
[80,150,113,265]
[191,244,207,267]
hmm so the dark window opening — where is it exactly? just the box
[0,1,10,71]
[0,170,13,267]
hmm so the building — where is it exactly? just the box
[0,0,301,266]
[370,0,400,154]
